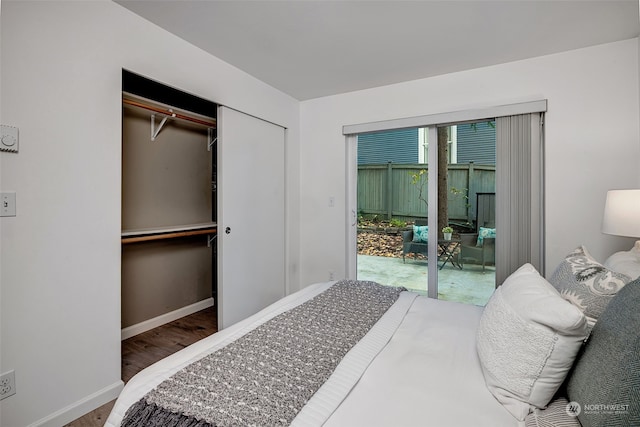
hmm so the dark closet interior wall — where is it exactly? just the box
[122,108,212,229]
[121,238,213,327]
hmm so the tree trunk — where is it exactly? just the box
[437,127,449,238]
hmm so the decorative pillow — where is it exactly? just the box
[412,225,428,243]
[565,277,640,427]
[603,240,640,280]
[476,226,496,246]
[549,246,631,330]
[524,397,581,427]
[477,263,589,421]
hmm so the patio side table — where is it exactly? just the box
[438,239,462,270]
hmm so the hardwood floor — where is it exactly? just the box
[65,306,217,427]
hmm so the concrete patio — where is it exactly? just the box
[357,254,495,306]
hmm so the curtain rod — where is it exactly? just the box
[122,98,216,128]
[342,99,547,135]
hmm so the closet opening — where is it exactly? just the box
[120,70,219,366]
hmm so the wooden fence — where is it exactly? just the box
[358,162,495,224]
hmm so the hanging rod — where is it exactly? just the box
[121,227,216,244]
[123,98,216,128]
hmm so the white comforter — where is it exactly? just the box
[106,281,521,427]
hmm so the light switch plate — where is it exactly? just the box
[1,125,19,153]
[1,192,16,217]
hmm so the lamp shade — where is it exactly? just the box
[602,189,640,238]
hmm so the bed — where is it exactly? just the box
[106,248,639,427]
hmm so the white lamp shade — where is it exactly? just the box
[602,190,640,238]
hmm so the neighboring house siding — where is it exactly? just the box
[358,129,418,164]
[456,121,496,165]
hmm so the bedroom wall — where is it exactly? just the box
[299,38,640,287]
[0,1,300,426]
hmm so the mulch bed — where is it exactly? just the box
[357,232,404,258]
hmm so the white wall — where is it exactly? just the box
[0,1,300,426]
[299,38,640,286]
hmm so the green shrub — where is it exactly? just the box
[390,218,407,228]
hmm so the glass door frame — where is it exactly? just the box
[425,126,439,298]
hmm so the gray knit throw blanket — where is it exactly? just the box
[121,280,405,427]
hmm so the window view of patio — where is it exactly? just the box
[356,121,496,306]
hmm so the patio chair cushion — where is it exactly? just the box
[412,225,428,243]
[476,263,588,420]
[476,226,496,246]
[549,245,631,331]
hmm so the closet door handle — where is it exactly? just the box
[225,227,231,234]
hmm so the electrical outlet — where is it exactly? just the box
[329,271,335,280]
[0,370,16,400]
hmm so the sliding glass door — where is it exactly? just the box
[353,122,497,305]
[347,101,545,305]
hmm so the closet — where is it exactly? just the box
[121,71,218,337]
[121,70,287,337]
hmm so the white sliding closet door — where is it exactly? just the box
[218,107,286,329]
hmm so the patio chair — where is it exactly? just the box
[402,220,429,263]
[459,233,495,272]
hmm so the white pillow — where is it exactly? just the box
[604,240,640,280]
[476,263,589,421]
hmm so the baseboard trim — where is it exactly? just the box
[29,380,123,427]
[121,297,215,341]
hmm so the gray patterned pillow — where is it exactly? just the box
[549,246,631,329]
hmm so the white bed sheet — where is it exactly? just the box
[323,296,522,427]
[106,283,522,427]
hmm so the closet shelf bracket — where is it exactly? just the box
[207,234,217,248]
[151,111,176,141]
[207,128,217,151]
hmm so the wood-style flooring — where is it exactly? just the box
[65,306,217,427]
